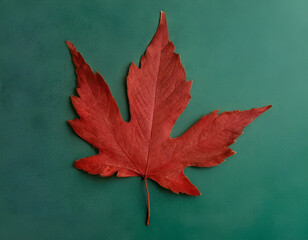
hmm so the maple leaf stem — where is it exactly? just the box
[144,178,151,226]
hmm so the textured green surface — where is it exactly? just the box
[0,0,308,239]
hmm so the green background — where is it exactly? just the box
[1,0,307,239]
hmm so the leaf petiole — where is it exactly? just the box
[144,178,150,226]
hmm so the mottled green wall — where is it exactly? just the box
[0,0,307,239]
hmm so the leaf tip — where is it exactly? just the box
[67,119,78,128]
[188,186,201,196]
[65,40,76,52]
[260,104,272,112]
[193,190,201,196]
[212,109,220,115]
[73,159,82,170]
[159,11,167,24]
[255,104,272,116]
[65,40,72,46]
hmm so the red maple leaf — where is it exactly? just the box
[66,11,271,225]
